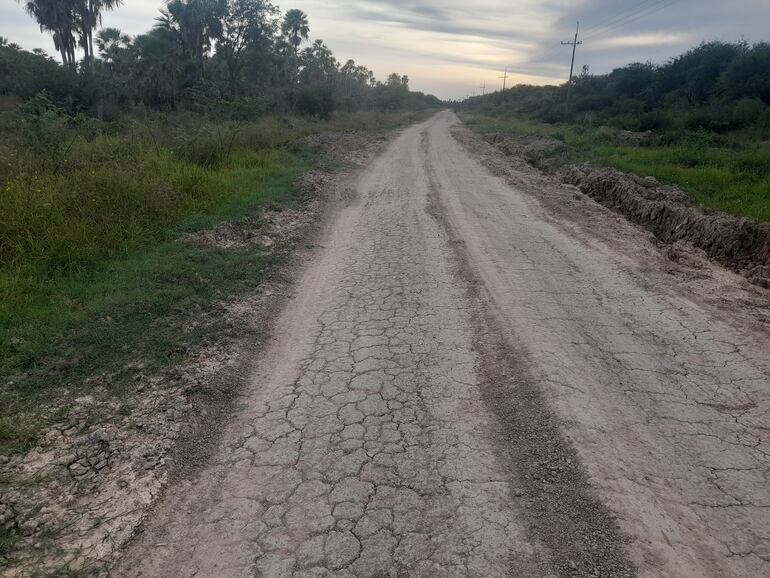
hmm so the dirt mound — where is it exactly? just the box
[616,130,660,147]
[181,208,314,250]
[296,131,389,166]
[561,164,770,288]
[483,133,571,166]
[479,130,770,289]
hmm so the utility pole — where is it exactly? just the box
[480,81,486,97]
[499,67,508,91]
[561,21,582,105]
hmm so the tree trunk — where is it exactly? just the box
[89,28,95,72]
[228,61,237,97]
[90,1,95,71]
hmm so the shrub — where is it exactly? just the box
[219,96,268,121]
[174,124,241,167]
[731,98,765,127]
[639,109,671,131]
[16,92,76,165]
[295,86,334,119]
[719,43,770,104]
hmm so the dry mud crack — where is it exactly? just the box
[115,112,770,577]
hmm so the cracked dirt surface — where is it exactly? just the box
[116,112,770,577]
[440,113,770,577]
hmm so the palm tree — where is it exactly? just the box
[281,9,309,53]
[17,0,78,66]
[157,0,225,74]
[17,0,120,67]
[95,27,130,67]
[281,8,308,81]
[78,0,123,69]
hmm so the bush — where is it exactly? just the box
[682,106,731,132]
[732,98,765,127]
[720,43,770,104]
[0,41,73,102]
[607,115,641,131]
[540,102,568,123]
[459,41,770,138]
[15,92,95,171]
[757,109,770,137]
[638,109,671,131]
[295,86,334,119]
[219,96,268,121]
[174,124,241,167]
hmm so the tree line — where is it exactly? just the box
[2,0,441,118]
[462,41,770,134]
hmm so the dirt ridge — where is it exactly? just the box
[483,132,770,289]
[424,129,635,577]
[451,115,770,576]
[561,164,770,288]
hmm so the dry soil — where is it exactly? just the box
[116,111,770,577]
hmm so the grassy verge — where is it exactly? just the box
[0,149,310,457]
[464,115,770,222]
[0,109,423,461]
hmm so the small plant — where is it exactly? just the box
[17,92,75,168]
[16,92,101,174]
[174,123,243,167]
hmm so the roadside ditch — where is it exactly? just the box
[481,132,770,289]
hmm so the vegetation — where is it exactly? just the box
[0,101,424,459]
[462,41,770,132]
[0,0,441,461]
[460,41,770,221]
[3,0,441,117]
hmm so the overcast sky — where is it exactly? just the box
[1,0,767,99]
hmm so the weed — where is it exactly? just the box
[0,526,19,561]
[467,114,770,222]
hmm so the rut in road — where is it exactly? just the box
[429,113,770,577]
[117,114,582,577]
[118,112,770,578]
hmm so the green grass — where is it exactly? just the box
[466,115,770,222]
[0,148,310,456]
[0,110,424,270]
[0,109,424,458]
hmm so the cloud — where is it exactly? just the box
[588,32,695,50]
[1,0,767,99]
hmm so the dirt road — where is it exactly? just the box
[118,112,770,577]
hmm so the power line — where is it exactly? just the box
[561,21,582,105]
[532,43,567,65]
[580,0,661,37]
[582,0,680,42]
[509,0,663,76]
[583,3,673,42]
[499,67,508,90]
[584,0,676,38]
[499,43,567,82]
[519,0,679,73]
